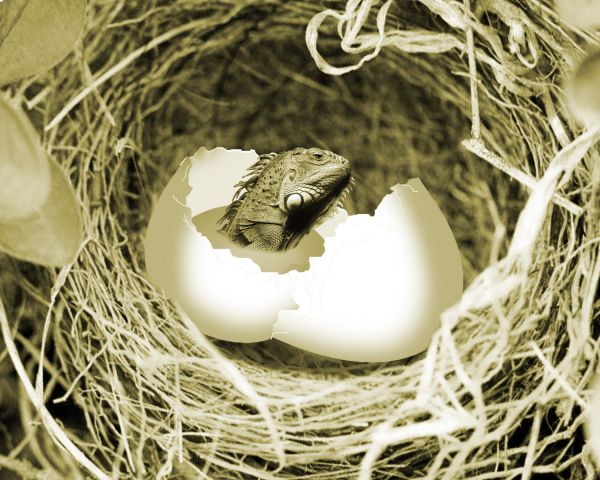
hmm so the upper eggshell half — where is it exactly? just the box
[145,148,299,343]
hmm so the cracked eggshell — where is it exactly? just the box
[145,147,463,362]
[273,180,463,362]
[144,148,300,343]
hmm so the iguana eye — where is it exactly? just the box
[311,151,324,161]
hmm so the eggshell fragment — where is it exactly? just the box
[145,147,463,362]
[145,148,298,342]
[273,180,463,362]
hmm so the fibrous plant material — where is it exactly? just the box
[0,0,599,479]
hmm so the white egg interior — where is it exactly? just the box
[145,147,463,362]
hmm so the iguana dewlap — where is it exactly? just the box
[218,147,352,251]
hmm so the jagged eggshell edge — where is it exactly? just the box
[145,148,463,361]
[273,180,464,362]
[145,148,302,342]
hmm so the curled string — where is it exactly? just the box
[306,0,393,75]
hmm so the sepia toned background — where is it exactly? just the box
[0,0,599,478]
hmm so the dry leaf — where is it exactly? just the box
[0,0,29,46]
[0,96,82,266]
[556,0,600,30]
[0,95,50,219]
[0,0,85,85]
[0,153,82,267]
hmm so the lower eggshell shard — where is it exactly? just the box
[145,147,463,361]
[273,180,463,362]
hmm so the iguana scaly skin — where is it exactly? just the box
[218,147,352,251]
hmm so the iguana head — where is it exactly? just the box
[276,147,352,248]
[218,147,353,251]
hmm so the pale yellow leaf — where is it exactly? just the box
[0,0,85,85]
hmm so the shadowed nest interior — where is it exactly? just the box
[2,0,599,478]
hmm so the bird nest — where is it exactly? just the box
[3,0,600,478]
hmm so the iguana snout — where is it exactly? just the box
[280,149,351,214]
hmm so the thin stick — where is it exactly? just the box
[521,407,542,480]
[462,138,584,216]
[529,342,588,410]
[464,0,481,140]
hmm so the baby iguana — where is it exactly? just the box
[218,147,352,251]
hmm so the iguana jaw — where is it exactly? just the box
[282,171,353,249]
